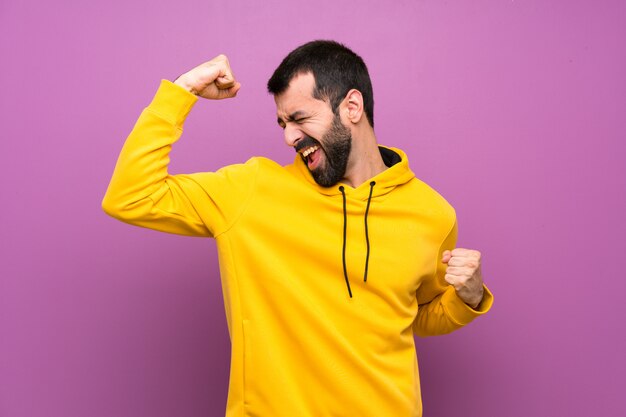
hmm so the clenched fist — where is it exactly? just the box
[441,248,484,309]
[174,54,241,100]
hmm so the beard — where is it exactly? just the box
[298,113,352,187]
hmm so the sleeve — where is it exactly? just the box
[101,80,257,238]
[412,218,494,337]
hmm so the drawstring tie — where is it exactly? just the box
[338,181,376,298]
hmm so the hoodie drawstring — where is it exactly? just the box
[338,181,376,298]
[339,186,352,298]
[363,181,375,283]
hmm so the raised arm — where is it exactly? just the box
[102,55,252,237]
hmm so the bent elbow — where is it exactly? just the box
[101,191,134,221]
[101,193,122,219]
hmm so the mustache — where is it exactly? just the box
[294,136,321,153]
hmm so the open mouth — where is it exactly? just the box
[300,145,321,169]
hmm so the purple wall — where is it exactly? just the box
[1,1,624,416]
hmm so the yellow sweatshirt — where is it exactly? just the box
[102,80,493,417]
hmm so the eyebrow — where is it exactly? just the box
[277,111,308,126]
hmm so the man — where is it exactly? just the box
[103,40,493,417]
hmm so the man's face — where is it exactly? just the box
[275,73,352,187]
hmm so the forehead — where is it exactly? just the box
[274,72,329,118]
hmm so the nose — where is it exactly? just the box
[283,123,303,148]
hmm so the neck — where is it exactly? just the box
[341,129,387,188]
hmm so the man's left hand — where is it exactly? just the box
[441,248,484,309]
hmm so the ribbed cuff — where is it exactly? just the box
[146,79,199,128]
[441,284,494,326]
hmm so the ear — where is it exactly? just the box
[340,89,364,125]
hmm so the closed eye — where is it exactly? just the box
[277,111,310,129]
[277,117,308,129]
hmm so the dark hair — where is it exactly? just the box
[267,40,374,127]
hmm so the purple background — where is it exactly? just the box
[1,1,625,416]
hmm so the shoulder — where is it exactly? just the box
[410,176,454,207]
[398,176,457,226]
[213,156,280,176]
[216,156,300,188]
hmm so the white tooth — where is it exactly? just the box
[302,146,318,158]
